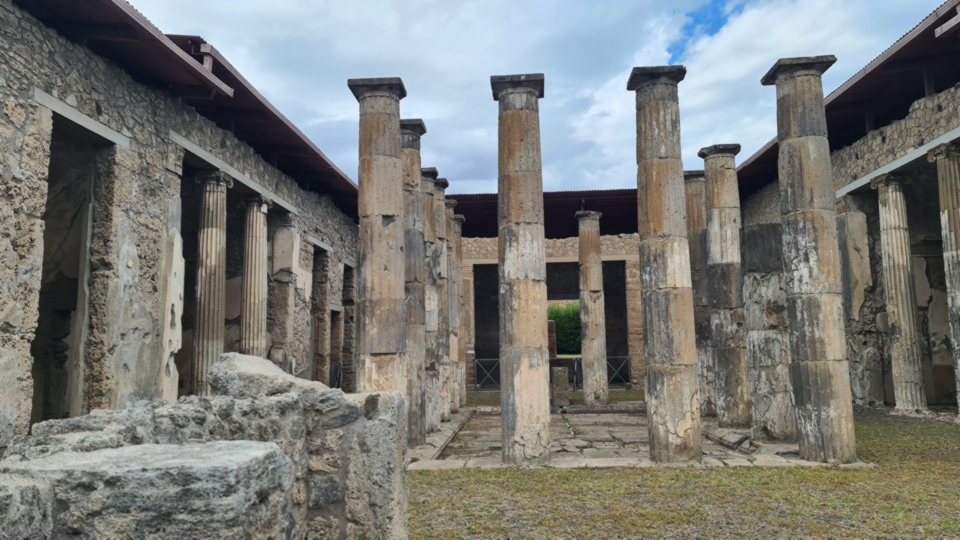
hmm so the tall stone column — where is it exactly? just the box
[871,174,927,411]
[463,264,477,389]
[451,213,467,410]
[684,170,714,417]
[577,211,609,406]
[421,168,440,432]
[446,200,461,414]
[193,170,232,396]
[240,196,270,358]
[628,66,701,463]
[434,178,451,421]
[493,73,551,465]
[401,118,428,445]
[928,143,960,415]
[762,56,856,463]
[700,144,751,427]
[348,77,407,393]
[625,259,644,386]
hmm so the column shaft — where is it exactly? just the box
[240,197,270,357]
[701,145,751,428]
[463,265,476,389]
[449,212,466,411]
[685,171,714,417]
[625,259,645,386]
[872,175,926,410]
[929,144,960,415]
[577,211,609,405]
[421,169,440,432]
[762,56,856,463]
[341,266,357,392]
[192,171,231,396]
[435,180,451,422]
[348,78,407,394]
[402,119,427,446]
[629,66,701,463]
[493,74,551,465]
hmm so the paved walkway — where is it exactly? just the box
[408,408,874,470]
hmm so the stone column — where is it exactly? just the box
[266,213,299,373]
[463,264,477,388]
[928,143,960,415]
[348,77,407,393]
[192,170,232,396]
[401,118,427,445]
[577,211,609,406]
[434,178,451,422]
[451,213,467,410]
[761,56,856,463]
[700,144,751,427]
[446,201,461,414]
[628,66,701,463]
[240,196,270,358]
[493,73,551,465]
[341,265,357,393]
[871,173,927,411]
[625,259,644,386]
[685,170,714,417]
[421,168,440,432]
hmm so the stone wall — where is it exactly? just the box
[0,354,407,538]
[463,233,639,261]
[0,0,358,445]
[832,83,960,191]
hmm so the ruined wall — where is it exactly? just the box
[464,233,639,261]
[0,0,358,447]
[832,83,960,191]
[0,354,408,539]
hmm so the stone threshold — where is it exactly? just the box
[407,455,876,471]
[407,409,475,463]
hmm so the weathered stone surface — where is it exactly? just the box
[550,366,570,413]
[0,474,53,538]
[240,197,270,358]
[3,441,296,539]
[209,351,329,397]
[836,209,872,321]
[748,329,797,441]
[741,223,783,274]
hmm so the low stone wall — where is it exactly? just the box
[463,233,640,262]
[0,353,407,539]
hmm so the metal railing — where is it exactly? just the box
[473,356,631,391]
[329,362,342,389]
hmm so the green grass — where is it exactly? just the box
[410,407,960,538]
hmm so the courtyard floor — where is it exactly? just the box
[408,397,960,538]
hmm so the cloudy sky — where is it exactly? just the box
[132,0,942,194]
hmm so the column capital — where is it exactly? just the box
[401,119,427,150]
[274,211,296,228]
[870,173,909,190]
[444,199,458,210]
[194,169,233,189]
[491,73,544,101]
[576,210,602,221]
[421,167,439,180]
[626,65,686,91]
[698,144,742,159]
[347,77,407,101]
[683,170,705,183]
[245,195,272,213]
[452,214,465,224]
[761,55,836,86]
[927,142,959,162]
[434,178,450,190]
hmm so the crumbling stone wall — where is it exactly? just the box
[832,84,960,191]
[0,0,358,445]
[463,233,639,261]
[0,354,407,539]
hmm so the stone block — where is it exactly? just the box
[358,155,403,217]
[358,352,406,393]
[356,298,407,354]
[706,262,742,309]
[637,157,686,239]
[0,474,53,538]
[580,261,604,292]
[706,208,742,264]
[498,109,543,174]
[357,214,405,301]
[210,352,330,397]
[743,273,787,331]
[714,347,752,428]
[645,364,701,463]
[774,73,829,140]
[778,136,835,213]
[498,223,546,281]
[499,279,548,349]
[781,209,843,295]
[404,228,425,284]
[635,100,681,159]
[791,359,857,463]
[786,293,846,363]
[741,223,782,274]
[641,288,696,366]
[550,367,570,413]
[1,441,296,538]
[837,210,871,320]
[710,308,745,348]
[639,237,693,290]
[358,104,401,158]
[405,282,426,325]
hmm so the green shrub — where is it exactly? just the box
[548,301,581,354]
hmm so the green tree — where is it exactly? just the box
[547,301,581,355]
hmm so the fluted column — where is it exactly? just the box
[629,66,701,463]
[401,118,427,446]
[421,168,441,432]
[348,77,407,394]
[762,56,856,463]
[685,170,714,417]
[193,170,232,396]
[435,178,451,422]
[700,144,751,427]
[240,196,270,357]
[872,173,927,411]
[928,143,960,416]
[577,210,609,405]
[493,73,551,465]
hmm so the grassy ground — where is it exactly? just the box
[409,407,960,538]
[466,389,645,408]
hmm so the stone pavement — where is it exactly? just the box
[407,408,875,470]
[408,410,474,463]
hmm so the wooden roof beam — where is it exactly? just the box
[935,7,960,38]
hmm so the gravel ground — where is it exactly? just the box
[409,406,960,538]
